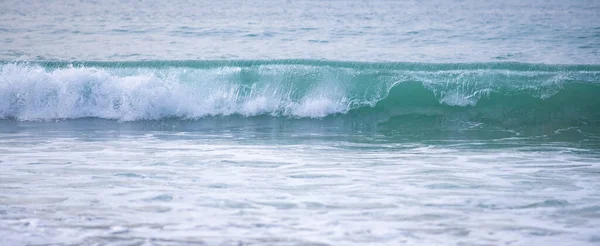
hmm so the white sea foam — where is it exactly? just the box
[0,64,362,120]
[1,63,597,121]
[1,129,599,246]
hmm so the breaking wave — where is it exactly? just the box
[1,60,599,126]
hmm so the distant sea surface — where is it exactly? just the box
[1,1,600,245]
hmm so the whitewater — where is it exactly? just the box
[2,61,599,122]
[1,0,600,245]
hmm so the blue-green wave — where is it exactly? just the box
[1,60,599,130]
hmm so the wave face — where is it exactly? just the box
[1,60,599,126]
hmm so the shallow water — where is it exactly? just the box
[1,120,600,245]
[1,0,600,245]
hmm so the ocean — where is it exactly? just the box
[1,0,599,245]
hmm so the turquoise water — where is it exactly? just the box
[1,1,600,245]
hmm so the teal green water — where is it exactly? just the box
[1,61,599,141]
[1,0,600,245]
[2,60,600,246]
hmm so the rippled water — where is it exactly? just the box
[1,0,600,245]
[1,120,600,245]
[0,0,599,63]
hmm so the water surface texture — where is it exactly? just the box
[1,0,599,63]
[1,0,600,245]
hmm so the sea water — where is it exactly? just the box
[1,0,600,245]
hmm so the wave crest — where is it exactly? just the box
[0,61,599,122]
